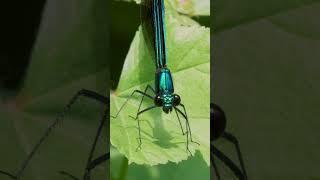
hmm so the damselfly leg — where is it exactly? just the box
[131,85,157,150]
[112,84,197,155]
[82,106,109,180]
[174,105,200,155]
[177,104,200,145]
[211,151,221,179]
[0,89,109,180]
[60,153,109,180]
[111,86,153,119]
[130,105,157,151]
[222,132,247,178]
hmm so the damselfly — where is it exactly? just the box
[0,89,109,180]
[112,0,199,154]
[211,103,248,180]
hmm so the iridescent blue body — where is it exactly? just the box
[141,0,179,113]
[142,0,167,68]
[155,68,173,94]
[155,68,176,112]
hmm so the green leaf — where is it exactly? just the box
[110,147,210,180]
[110,3,210,165]
[126,0,210,16]
[173,0,210,16]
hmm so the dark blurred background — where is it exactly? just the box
[212,1,320,179]
[0,1,46,90]
[0,0,109,179]
[110,1,140,89]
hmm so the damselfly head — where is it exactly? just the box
[163,106,172,114]
[154,95,163,107]
[155,94,180,113]
[155,94,173,113]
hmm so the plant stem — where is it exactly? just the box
[118,156,129,180]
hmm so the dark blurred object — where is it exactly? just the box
[211,103,247,180]
[192,16,210,27]
[211,103,226,140]
[110,1,140,89]
[0,1,46,89]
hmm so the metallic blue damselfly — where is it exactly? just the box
[112,0,199,154]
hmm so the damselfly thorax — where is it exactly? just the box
[154,67,181,113]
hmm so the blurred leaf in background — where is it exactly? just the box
[213,0,320,179]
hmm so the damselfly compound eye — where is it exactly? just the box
[173,94,181,106]
[154,95,163,106]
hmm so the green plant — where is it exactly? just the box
[110,0,210,179]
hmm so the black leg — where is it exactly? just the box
[111,89,153,119]
[173,107,191,155]
[59,171,80,180]
[178,104,200,145]
[211,143,247,180]
[210,103,247,180]
[83,106,108,180]
[173,108,188,135]
[210,149,221,180]
[114,85,155,151]
[58,152,109,180]
[131,105,157,151]
[133,85,156,120]
[86,153,109,171]
[222,132,247,179]
[0,89,108,180]
[174,106,199,156]
[0,170,17,179]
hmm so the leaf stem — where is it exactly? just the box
[118,156,129,180]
